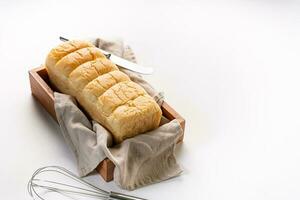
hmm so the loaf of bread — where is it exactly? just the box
[45,40,162,143]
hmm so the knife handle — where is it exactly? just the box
[109,191,148,200]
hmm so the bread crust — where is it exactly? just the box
[46,40,162,143]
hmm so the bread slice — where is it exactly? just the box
[46,40,162,143]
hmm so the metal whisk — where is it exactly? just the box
[28,166,147,200]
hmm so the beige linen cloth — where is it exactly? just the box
[54,38,183,190]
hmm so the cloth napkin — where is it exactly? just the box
[54,37,183,190]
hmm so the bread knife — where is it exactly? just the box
[59,37,154,75]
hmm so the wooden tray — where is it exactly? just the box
[29,66,185,182]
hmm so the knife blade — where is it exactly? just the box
[59,36,154,75]
[98,48,154,75]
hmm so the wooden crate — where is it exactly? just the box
[29,66,185,182]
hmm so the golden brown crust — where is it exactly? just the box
[55,47,105,77]
[45,40,162,143]
[45,40,93,68]
[69,58,119,94]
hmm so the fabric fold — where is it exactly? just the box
[54,37,183,190]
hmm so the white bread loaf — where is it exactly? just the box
[46,40,162,143]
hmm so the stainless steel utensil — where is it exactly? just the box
[28,166,147,200]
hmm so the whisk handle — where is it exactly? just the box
[110,191,148,200]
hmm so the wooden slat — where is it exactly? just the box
[161,101,185,142]
[29,66,56,121]
[96,158,115,182]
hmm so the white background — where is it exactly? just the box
[0,0,300,199]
